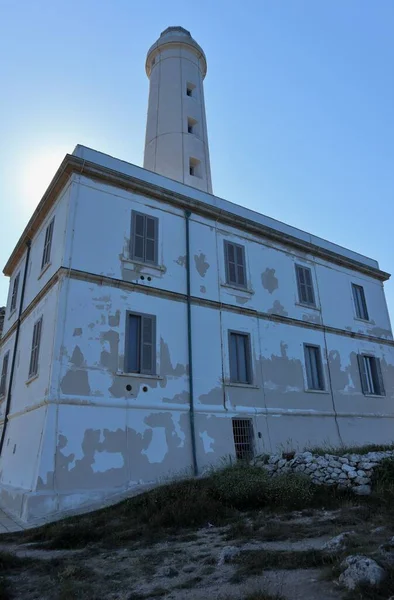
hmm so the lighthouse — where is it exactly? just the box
[143,26,213,194]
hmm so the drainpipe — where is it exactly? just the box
[0,240,31,457]
[185,210,198,476]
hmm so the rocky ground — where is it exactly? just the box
[1,454,394,599]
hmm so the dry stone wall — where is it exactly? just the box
[254,450,394,495]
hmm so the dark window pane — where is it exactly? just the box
[127,315,140,372]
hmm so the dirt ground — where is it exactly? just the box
[0,503,392,600]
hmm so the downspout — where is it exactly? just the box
[185,210,198,476]
[0,240,31,457]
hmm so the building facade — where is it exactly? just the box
[0,28,393,523]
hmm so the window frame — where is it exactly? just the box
[0,351,10,397]
[304,344,325,391]
[10,272,20,313]
[41,217,55,271]
[352,283,369,321]
[232,418,254,461]
[358,354,385,396]
[224,240,247,289]
[228,330,253,385]
[130,210,159,266]
[28,316,43,380]
[295,264,316,307]
[124,311,156,376]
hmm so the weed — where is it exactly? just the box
[233,549,338,577]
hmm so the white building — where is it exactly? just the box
[0,27,393,523]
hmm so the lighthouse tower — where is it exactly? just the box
[144,26,213,194]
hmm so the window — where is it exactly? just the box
[41,218,55,270]
[10,272,20,313]
[187,117,197,134]
[304,344,325,391]
[229,331,252,384]
[28,317,43,379]
[358,354,385,396]
[232,419,254,460]
[224,241,247,288]
[189,157,201,177]
[130,211,158,265]
[0,352,10,397]
[125,313,156,375]
[352,284,369,320]
[186,82,195,97]
[295,265,315,306]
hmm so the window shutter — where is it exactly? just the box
[357,354,368,394]
[304,268,315,305]
[132,213,145,261]
[225,242,237,284]
[11,273,20,312]
[145,216,157,263]
[236,245,246,287]
[29,318,42,378]
[141,316,155,374]
[229,332,238,382]
[296,266,306,304]
[0,352,9,396]
[126,315,140,372]
[375,358,385,396]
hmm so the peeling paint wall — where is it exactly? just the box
[0,172,394,523]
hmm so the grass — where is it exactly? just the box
[17,465,356,551]
[232,549,338,578]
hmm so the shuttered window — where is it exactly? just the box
[304,344,325,391]
[10,272,20,313]
[28,317,43,379]
[0,352,10,397]
[229,331,252,384]
[130,211,158,264]
[352,284,369,320]
[358,354,385,396]
[224,241,247,288]
[125,313,156,375]
[295,265,315,306]
[41,218,55,270]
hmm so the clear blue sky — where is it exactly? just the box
[1,1,393,318]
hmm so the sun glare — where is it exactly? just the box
[21,148,70,209]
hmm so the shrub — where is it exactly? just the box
[371,458,394,494]
[267,473,314,510]
[210,465,270,509]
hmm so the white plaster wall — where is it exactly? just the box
[68,176,187,296]
[6,282,60,418]
[2,181,71,338]
[0,405,49,490]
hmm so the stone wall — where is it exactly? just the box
[0,307,5,339]
[254,449,394,496]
